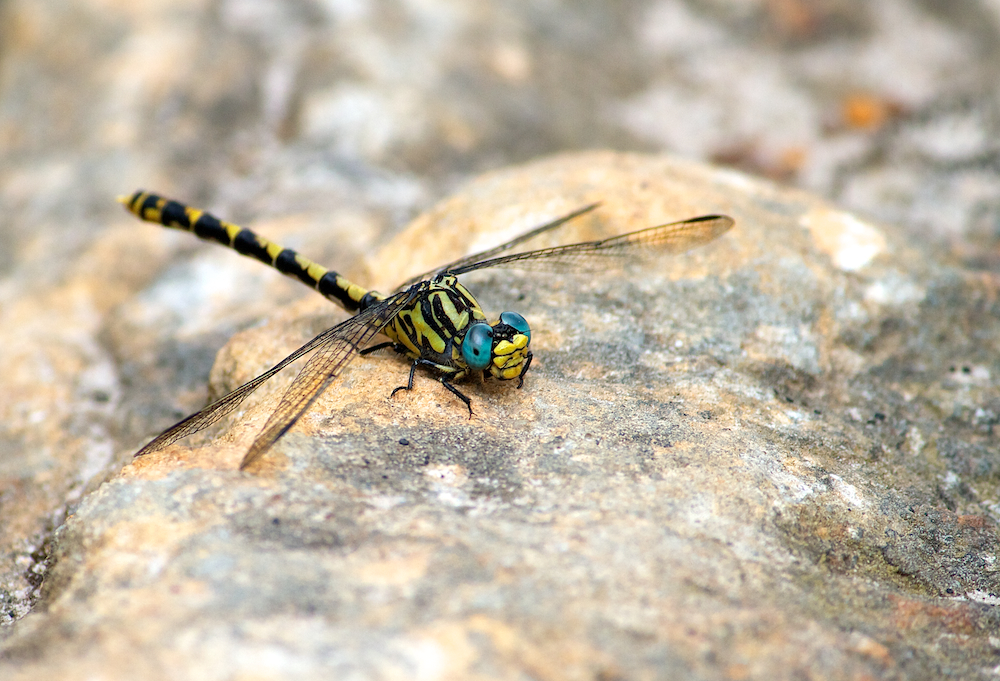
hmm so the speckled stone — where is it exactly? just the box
[3,152,999,680]
[5,0,1000,676]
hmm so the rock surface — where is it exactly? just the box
[3,151,1000,680]
[4,0,1000,678]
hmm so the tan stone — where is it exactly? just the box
[4,152,999,680]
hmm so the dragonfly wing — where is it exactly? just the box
[447,214,734,276]
[135,289,416,463]
[133,319,364,458]
[239,289,417,470]
[395,203,600,290]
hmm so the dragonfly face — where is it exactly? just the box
[461,311,532,385]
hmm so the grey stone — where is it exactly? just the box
[4,152,1000,679]
[4,0,1000,678]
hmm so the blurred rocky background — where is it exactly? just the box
[2,0,1000,678]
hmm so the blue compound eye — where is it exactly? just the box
[500,311,530,343]
[461,322,494,370]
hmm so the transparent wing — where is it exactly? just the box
[396,203,601,290]
[238,289,417,469]
[447,214,734,277]
[134,290,416,463]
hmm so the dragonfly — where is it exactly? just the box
[120,191,734,470]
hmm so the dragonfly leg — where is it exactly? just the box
[388,360,474,417]
[516,353,533,389]
[360,341,397,356]
[440,377,474,418]
[390,361,419,398]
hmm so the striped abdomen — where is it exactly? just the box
[119,191,375,313]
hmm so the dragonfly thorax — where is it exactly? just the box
[371,274,532,385]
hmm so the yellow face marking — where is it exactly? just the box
[497,365,522,380]
[490,334,530,379]
[493,334,528,360]
[493,341,515,360]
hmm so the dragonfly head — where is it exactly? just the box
[461,311,532,385]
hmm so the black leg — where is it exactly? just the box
[390,361,419,398]
[386,359,473,417]
[516,353,533,389]
[440,378,473,418]
[360,341,396,356]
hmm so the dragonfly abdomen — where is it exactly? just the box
[119,190,370,312]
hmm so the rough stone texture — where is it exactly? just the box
[3,0,1000,678]
[3,151,1000,680]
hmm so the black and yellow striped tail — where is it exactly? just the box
[119,191,375,312]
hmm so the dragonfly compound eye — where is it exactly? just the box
[461,322,494,370]
[499,311,531,343]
